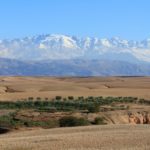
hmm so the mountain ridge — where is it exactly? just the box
[0,34,150,76]
[0,58,150,76]
[0,34,150,62]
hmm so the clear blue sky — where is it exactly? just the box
[0,0,150,40]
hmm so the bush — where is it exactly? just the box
[93,117,106,125]
[38,107,57,113]
[36,97,41,101]
[55,96,62,100]
[68,96,74,100]
[24,120,59,128]
[28,97,34,101]
[45,97,49,100]
[0,112,59,129]
[0,113,24,128]
[88,104,99,113]
[59,116,89,127]
[78,96,84,100]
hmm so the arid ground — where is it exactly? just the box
[0,76,150,101]
[0,77,150,150]
[0,125,150,150]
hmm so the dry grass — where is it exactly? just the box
[0,125,150,150]
[0,77,150,149]
[4,147,31,150]
[1,76,150,101]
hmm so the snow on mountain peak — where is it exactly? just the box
[0,34,150,62]
[100,38,111,47]
[39,34,79,49]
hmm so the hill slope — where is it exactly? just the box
[0,125,150,150]
[0,58,150,76]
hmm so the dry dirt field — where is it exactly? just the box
[0,125,150,150]
[0,76,150,101]
[0,76,150,150]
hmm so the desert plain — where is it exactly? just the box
[0,76,150,150]
[0,76,150,101]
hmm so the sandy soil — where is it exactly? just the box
[0,76,150,101]
[0,125,150,150]
[0,76,150,150]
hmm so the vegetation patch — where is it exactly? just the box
[0,96,139,112]
[0,96,149,130]
[93,117,107,125]
[0,112,59,129]
[59,116,90,127]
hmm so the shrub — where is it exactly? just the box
[36,97,41,101]
[38,107,57,113]
[0,113,24,128]
[28,97,34,101]
[55,96,62,100]
[59,116,89,127]
[45,97,49,100]
[68,96,74,100]
[63,98,67,101]
[24,120,59,128]
[88,104,99,113]
[78,96,84,100]
[93,117,106,125]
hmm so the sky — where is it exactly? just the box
[0,0,150,40]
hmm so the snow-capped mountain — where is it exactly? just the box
[0,34,150,76]
[0,34,150,62]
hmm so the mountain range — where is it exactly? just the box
[0,34,150,76]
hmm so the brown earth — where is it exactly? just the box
[0,125,150,150]
[12,107,150,125]
[0,76,150,101]
[1,76,150,150]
